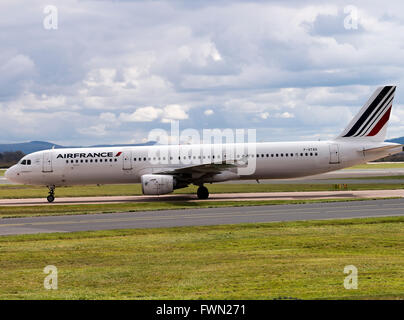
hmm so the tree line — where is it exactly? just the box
[0,151,25,168]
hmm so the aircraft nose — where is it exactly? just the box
[4,166,15,182]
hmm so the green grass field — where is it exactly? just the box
[0,197,392,219]
[348,163,404,169]
[1,183,404,199]
[337,175,404,180]
[0,169,4,176]
[0,217,402,300]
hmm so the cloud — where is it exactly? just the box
[1,0,404,144]
[119,104,188,123]
[260,112,269,119]
[120,106,162,122]
[276,112,295,119]
[161,104,189,122]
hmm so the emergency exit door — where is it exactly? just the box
[329,144,340,164]
[42,151,53,172]
[122,151,132,170]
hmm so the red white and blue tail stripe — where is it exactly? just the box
[337,86,396,141]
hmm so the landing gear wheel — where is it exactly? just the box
[197,186,209,199]
[47,186,55,203]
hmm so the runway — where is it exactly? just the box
[1,198,403,236]
[1,189,404,206]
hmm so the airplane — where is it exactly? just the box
[5,85,403,203]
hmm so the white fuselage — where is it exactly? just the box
[5,140,402,187]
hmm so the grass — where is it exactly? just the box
[0,216,402,300]
[0,169,4,176]
[0,197,393,219]
[348,163,404,169]
[1,183,404,199]
[336,175,404,180]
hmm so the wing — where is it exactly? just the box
[154,158,249,185]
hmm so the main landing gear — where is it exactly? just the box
[47,186,55,203]
[197,185,209,200]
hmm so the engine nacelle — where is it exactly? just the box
[141,174,174,195]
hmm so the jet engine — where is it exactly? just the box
[141,174,174,195]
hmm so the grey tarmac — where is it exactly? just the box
[1,198,403,236]
[0,189,403,206]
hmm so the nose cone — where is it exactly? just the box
[4,166,16,182]
[4,168,10,179]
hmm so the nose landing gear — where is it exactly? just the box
[197,185,209,199]
[47,186,55,203]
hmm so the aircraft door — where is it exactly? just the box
[122,151,132,170]
[42,151,53,172]
[329,144,340,164]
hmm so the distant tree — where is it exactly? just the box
[374,152,404,162]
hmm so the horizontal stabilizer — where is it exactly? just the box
[361,144,403,153]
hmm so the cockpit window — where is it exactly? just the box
[20,159,31,165]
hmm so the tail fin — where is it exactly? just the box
[336,85,396,142]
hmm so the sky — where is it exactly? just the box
[1,0,404,145]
